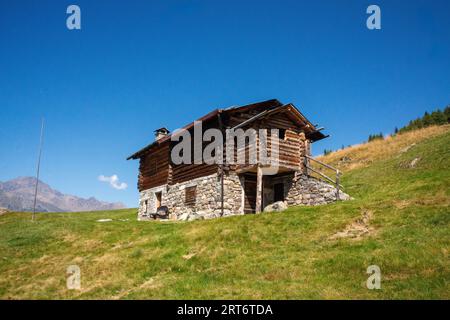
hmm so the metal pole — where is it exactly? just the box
[32,118,44,221]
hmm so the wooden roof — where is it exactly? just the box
[127,99,326,160]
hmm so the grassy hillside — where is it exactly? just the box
[0,125,449,299]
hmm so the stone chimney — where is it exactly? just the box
[154,127,170,141]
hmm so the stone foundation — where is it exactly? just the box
[138,173,246,220]
[272,172,350,206]
[138,172,349,221]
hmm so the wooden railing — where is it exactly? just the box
[304,155,342,201]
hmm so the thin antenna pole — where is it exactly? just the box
[32,118,44,221]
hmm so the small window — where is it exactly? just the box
[185,186,197,206]
[279,129,286,140]
[143,200,148,213]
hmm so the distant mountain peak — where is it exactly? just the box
[0,177,126,212]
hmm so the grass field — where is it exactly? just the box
[0,126,449,299]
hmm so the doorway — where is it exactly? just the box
[243,174,256,213]
[155,191,162,210]
[274,183,284,202]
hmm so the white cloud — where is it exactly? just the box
[98,174,128,190]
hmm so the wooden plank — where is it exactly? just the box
[244,174,256,213]
[305,165,344,189]
[305,155,339,172]
[255,165,263,213]
[138,144,171,191]
[185,186,196,206]
[172,164,217,183]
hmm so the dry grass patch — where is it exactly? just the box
[329,210,374,240]
[317,125,449,171]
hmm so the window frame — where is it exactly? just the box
[185,185,197,206]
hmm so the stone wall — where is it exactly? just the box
[138,171,349,221]
[271,172,350,206]
[166,174,220,218]
[223,173,245,215]
[138,173,222,220]
[138,185,167,219]
[139,172,248,220]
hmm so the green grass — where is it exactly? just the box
[0,127,449,299]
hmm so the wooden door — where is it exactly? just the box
[244,175,256,213]
[274,183,284,202]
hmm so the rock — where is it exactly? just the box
[337,192,351,201]
[204,212,221,220]
[182,252,197,260]
[400,143,415,153]
[408,157,421,168]
[339,156,351,163]
[222,209,232,216]
[263,201,288,213]
[187,214,204,221]
[178,212,189,221]
[223,202,232,210]
[97,219,112,222]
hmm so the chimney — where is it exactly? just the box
[154,127,170,141]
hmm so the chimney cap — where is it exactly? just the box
[154,127,170,134]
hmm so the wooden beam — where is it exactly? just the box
[305,155,339,172]
[235,165,257,174]
[218,112,225,216]
[255,165,263,213]
[305,165,344,189]
[336,172,340,201]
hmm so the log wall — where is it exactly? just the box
[138,107,308,191]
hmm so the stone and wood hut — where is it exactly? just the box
[127,99,348,220]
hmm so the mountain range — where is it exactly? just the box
[0,177,125,212]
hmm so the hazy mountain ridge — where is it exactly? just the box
[0,177,125,212]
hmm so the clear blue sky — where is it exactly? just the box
[1,0,449,207]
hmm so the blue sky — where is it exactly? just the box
[1,0,449,207]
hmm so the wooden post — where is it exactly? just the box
[256,165,263,213]
[304,157,309,176]
[304,139,310,176]
[217,112,225,216]
[220,166,224,216]
[336,170,340,201]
